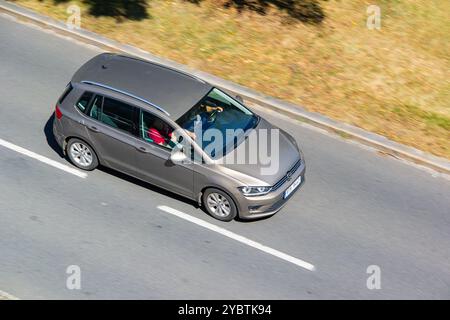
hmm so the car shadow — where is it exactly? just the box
[44,113,65,158]
[235,214,273,223]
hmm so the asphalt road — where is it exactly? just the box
[0,12,449,299]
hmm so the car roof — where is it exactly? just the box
[71,53,213,119]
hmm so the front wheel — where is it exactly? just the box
[203,188,237,222]
[66,138,98,171]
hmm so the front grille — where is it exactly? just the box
[271,158,302,191]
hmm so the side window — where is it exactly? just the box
[75,91,93,113]
[140,110,176,149]
[88,95,103,120]
[100,97,137,135]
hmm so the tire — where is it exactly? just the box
[203,188,238,222]
[66,138,98,171]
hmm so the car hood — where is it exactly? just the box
[218,117,301,186]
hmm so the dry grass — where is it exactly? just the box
[11,0,450,158]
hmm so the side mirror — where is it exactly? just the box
[170,150,187,163]
[235,95,244,104]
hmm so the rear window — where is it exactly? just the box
[58,83,73,104]
[76,91,93,113]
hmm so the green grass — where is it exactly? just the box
[391,104,450,131]
[11,0,450,158]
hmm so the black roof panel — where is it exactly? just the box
[71,53,212,119]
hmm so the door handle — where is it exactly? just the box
[136,146,151,153]
[87,125,100,133]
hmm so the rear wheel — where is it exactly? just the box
[203,188,237,222]
[67,138,98,171]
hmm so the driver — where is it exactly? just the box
[183,102,223,140]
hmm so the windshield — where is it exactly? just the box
[176,88,259,159]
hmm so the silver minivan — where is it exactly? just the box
[53,53,305,221]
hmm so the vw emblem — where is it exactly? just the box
[286,170,293,180]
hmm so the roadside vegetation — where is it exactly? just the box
[11,0,450,158]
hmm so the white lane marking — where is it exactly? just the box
[0,289,19,300]
[0,138,87,179]
[158,205,316,271]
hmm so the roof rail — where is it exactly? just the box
[81,80,170,116]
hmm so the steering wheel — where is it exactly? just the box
[209,109,219,123]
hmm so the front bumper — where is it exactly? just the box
[235,162,306,220]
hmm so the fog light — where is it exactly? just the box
[248,205,262,213]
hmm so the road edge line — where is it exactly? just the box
[0,0,449,175]
[0,138,87,178]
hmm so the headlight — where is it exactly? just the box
[238,186,272,196]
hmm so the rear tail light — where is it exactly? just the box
[55,105,63,120]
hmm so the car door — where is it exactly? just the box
[84,95,139,176]
[134,109,194,198]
